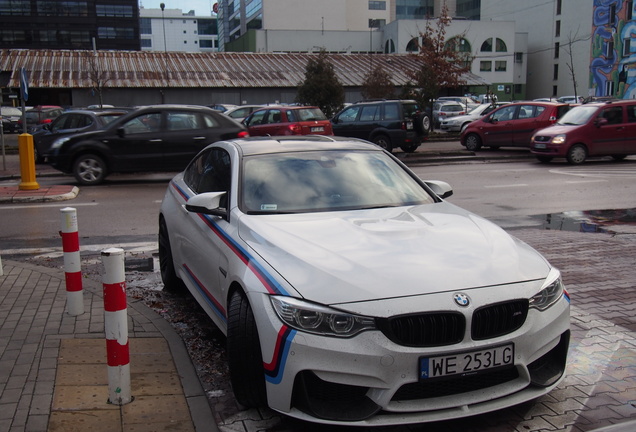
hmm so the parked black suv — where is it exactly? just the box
[330,100,429,152]
[47,104,248,185]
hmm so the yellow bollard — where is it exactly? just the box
[18,133,39,190]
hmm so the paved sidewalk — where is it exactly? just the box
[0,260,217,432]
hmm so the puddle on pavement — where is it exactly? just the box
[541,208,636,234]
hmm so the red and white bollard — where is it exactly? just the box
[60,207,84,316]
[102,247,132,405]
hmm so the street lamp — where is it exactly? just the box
[160,3,168,103]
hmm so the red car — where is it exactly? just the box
[243,106,333,136]
[460,102,571,151]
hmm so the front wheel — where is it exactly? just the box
[372,134,392,152]
[73,154,107,185]
[227,290,267,408]
[536,155,553,163]
[158,217,186,294]
[566,144,587,165]
[464,133,482,151]
[401,144,419,153]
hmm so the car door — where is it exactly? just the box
[511,104,548,147]
[176,148,234,327]
[622,103,636,156]
[588,105,626,155]
[331,105,363,138]
[105,111,165,171]
[159,110,219,170]
[480,104,517,147]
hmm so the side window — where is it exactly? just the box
[202,113,220,128]
[286,110,297,122]
[601,106,623,124]
[337,106,361,122]
[491,105,516,121]
[360,105,378,122]
[267,109,282,124]
[196,148,232,209]
[246,110,266,126]
[50,115,69,132]
[167,112,198,130]
[518,105,540,119]
[627,105,636,123]
[183,149,210,191]
[383,103,399,120]
[123,112,161,134]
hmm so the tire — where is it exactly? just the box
[464,133,482,151]
[401,144,419,153]
[227,290,267,408]
[611,154,627,161]
[566,144,587,165]
[536,155,553,163]
[372,134,392,152]
[158,217,186,294]
[421,114,431,132]
[73,154,107,185]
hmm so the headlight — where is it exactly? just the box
[551,134,566,145]
[51,136,72,150]
[270,296,376,337]
[529,268,565,311]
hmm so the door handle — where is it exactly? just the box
[150,139,163,142]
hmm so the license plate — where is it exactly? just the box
[420,344,514,380]
[534,143,547,149]
[311,126,324,132]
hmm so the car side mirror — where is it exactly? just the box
[424,180,453,199]
[595,117,608,127]
[116,127,126,138]
[185,192,228,218]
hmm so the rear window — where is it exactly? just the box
[295,108,327,121]
[401,103,420,118]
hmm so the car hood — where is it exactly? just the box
[533,124,578,136]
[444,113,480,123]
[238,202,551,305]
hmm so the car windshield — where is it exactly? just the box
[241,150,435,214]
[555,106,598,125]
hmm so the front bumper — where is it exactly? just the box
[250,283,570,426]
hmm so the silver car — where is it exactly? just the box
[441,102,509,132]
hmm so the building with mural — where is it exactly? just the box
[591,0,635,99]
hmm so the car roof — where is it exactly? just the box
[217,136,379,156]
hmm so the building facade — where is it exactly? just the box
[139,7,218,52]
[590,0,635,99]
[0,0,140,50]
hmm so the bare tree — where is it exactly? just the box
[82,51,110,107]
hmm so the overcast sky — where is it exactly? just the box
[139,0,217,16]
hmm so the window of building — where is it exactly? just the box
[609,4,616,25]
[495,38,507,52]
[200,39,214,48]
[396,0,433,19]
[0,0,31,15]
[456,0,480,20]
[555,20,561,37]
[369,19,385,28]
[607,40,614,59]
[96,4,133,17]
[553,85,558,96]
[97,27,135,39]
[514,84,522,94]
[446,37,471,53]
[554,42,559,59]
[624,38,631,57]
[480,61,492,72]
[384,39,396,53]
[406,37,419,52]
[553,64,559,80]
[369,1,386,10]
[481,38,492,52]
[140,18,152,34]
[495,61,507,71]
[38,1,89,16]
[628,1,633,20]
[141,38,152,48]
[605,80,615,96]
[556,0,562,15]
[515,52,523,63]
